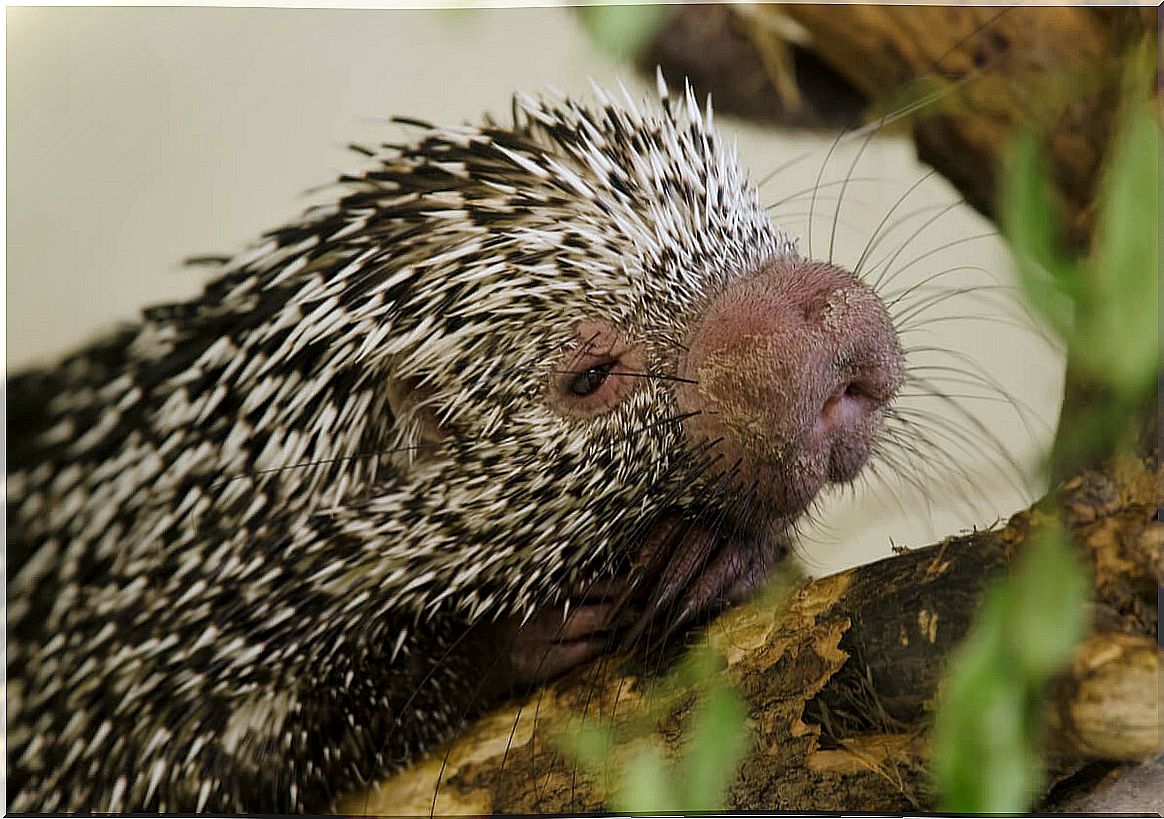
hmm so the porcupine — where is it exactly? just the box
[7,74,905,813]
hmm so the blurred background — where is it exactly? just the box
[6,5,1065,573]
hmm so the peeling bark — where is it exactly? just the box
[343,456,1160,814]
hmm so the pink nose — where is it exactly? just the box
[675,258,903,515]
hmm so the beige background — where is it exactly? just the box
[6,6,1065,574]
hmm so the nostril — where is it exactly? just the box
[841,379,882,407]
[814,389,846,435]
[815,380,877,437]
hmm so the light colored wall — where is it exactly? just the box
[6,6,1065,573]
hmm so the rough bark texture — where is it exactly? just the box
[343,454,1160,815]
[341,6,1161,814]
[639,4,867,130]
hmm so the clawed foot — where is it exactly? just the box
[494,516,786,690]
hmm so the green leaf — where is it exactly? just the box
[576,3,674,62]
[932,524,1089,812]
[680,683,751,810]
[560,721,615,771]
[558,645,749,812]
[1080,105,1161,399]
[932,589,1041,813]
[1008,525,1090,678]
[634,644,725,711]
[1001,131,1081,340]
[971,669,1039,812]
[676,643,727,687]
[554,720,618,795]
[616,745,679,812]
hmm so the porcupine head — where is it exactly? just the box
[8,75,904,813]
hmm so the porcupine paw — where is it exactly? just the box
[614,515,786,652]
[493,517,784,691]
[494,578,638,689]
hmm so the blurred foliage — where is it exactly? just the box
[434,1,672,63]
[575,4,674,62]
[554,564,801,811]
[930,523,1090,811]
[932,96,1159,812]
[557,644,751,812]
[1004,99,1160,463]
[1008,104,1160,397]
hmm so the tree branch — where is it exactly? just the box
[343,454,1159,814]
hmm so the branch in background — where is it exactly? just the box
[637,4,866,130]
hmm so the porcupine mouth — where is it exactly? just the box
[612,499,790,651]
[615,405,878,651]
[608,380,894,652]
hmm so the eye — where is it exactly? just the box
[553,322,647,417]
[568,362,615,397]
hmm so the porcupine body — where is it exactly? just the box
[8,76,904,813]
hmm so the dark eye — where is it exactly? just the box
[568,362,615,397]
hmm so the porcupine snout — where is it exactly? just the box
[675,257,905,519]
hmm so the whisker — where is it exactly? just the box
[890,403,1035,501]
[755,69,979,191]
[904,365,1050,448]
[370,618,483,779]
[621,410,702,441]
[428,633,518,819]
[867,200,968,292]
[898,310,1049,343]
[874,423,982,522]
[505,365,697,386]
[769,194,876,216]
[763,210,870,237]
[861,437,940,528]
[764,176,894,211]
[881,264,1003,308]
[829,121,879,264]
[854,170,939,275]
[877,420,1010,523]
[856,454,918,532]
[890,282,1021,323]
[205,443,437,491]
[807,128,847,259]
[890,284,1054,349]
[859,200,961,279]
[866,432,943,518]
[876,230,1001,294]
[640,472,743,672]
[568,330,605,372]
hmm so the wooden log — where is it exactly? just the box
[1047,632,1161,761]
[637,3,867,130]
[341,455,1160,814]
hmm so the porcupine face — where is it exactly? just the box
[375,81,903,633]
[7,79,905,813]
